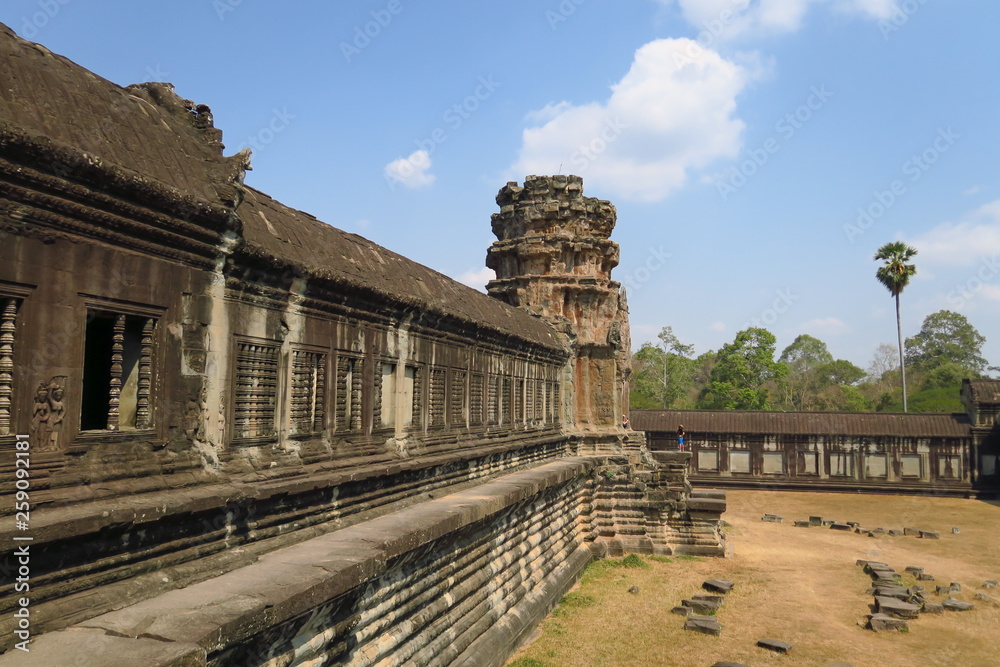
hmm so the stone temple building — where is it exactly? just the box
[0,24,724,665]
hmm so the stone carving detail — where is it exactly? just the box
[410,366,422,429]
[106,313,125,430]
[335,356,362,433]
[233,341,279,440]
[501,377,511,425]
[0,298,17,436]
[525,379,535,423]
[487,375,498,425]
[450,370,466,426]
[514,379,524,423]
[29,376,66,451]
[372,362,383,429]
[470,373,484,426]
[291,350,326,435]
[429,368,445,427]
[533,378,544,423]
[135,318,155,430]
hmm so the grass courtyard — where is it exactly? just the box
[507,489,1000,667]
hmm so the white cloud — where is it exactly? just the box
[455,266,495,292]
[663,0,899,41]
[964,185,982,195]
[799,316,851,336]
[908,199,1000,267]
[509,38,750,202]
[384,149,435,190]
[709,321,726,332]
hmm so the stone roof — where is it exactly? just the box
[965,379,1000,404]
[630,409,971,439]
[0,22,244,207]
[235,188,564,349]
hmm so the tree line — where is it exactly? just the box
[631,309,994,414]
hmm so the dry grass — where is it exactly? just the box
[507,490,1000,667]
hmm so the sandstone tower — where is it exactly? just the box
[487,175,634,452]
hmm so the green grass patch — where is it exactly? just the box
[648,555,673,564]
[509,658,547,667]
[621,554,649,568]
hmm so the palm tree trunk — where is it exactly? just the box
[896,293,907,412]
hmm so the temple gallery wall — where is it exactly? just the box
[0,20,995,666]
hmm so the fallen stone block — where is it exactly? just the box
[809,515,824,526]
[903,527,921,536]
[671,605,692,616]
[888,529,905,536]
[874,585,911,601]
[703,579,735,594]
[692,594,725,605]
[757,638,793,654]
[904,566,924,576]
[684,616,722,636]
[856,559,871,567]
[864,561,892,574]
[682,598,721,614]
[875,596,920,619]
[952,527,960,534]
[921,601,944,614]
[984,580,998,588]
[867,613,909,632]
[761,513,783,522]
[973,593,993,602]
[628,585,639,594]
[873,571,901,585]
[794,520,811,527]
[942,597,974,611]
[830,522,852,531]
[870,527,886,534]
[918,573,935,581]
[949,582,962,593]
[846,522,860,528]
[936,585,953,595]
[920,530,940,539]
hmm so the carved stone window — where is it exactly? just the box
[335,355,363,433]
[533,378,544,424]
[290,349,326,436]
[525,379,535,423]
[796,450,819,475]
[900,454,922,478]
[829,451,853,477]
[450,370,466,427]
[377,362,396,429]
[730,449,751,474]
[232,339,279,441]
[937,454,961,480]
[406,366,421,428]
[429,367,446,428]
[501,377,511,425]
[552,381,560,422]
[470,373,484,426]
[81,310,156,432]
[514,379,524,423]
[0,298,19,438]
[486,375,498,425]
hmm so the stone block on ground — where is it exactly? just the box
[809,516,824,526]
[702,579,735,594]
[830,522,852,531]
[757,638,793,654]
[952,527,960,534]
[867,613,909,632]
[888,529,905,536]
[671,605,692,616]
[628,585,639,594]
[711,662,749,667]
[920,530,940,539]
[873,585,910,601]
[973,593,993,602]
[684,616,722,636]
[983,580,998,588]
[949,582,962,593]
[875,596,920,619]
[869,527,886,535]
[936,585,952,595]
[942,597,974,611]
[682,598,721,614]
[794,520,811,527]
[918,573,935,581]
[692,594,724,604]
[761,513,783,522]
[921,601,944,614]
[904,566,924,576]
[903,527,921,536]
[864,562,892,574]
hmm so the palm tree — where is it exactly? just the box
[874,242,917,412]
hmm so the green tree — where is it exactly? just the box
[778,334,834,410]
[698,328,787,410]
[905,310,988,376]
[630,327,696,409]
[874,241,917,411]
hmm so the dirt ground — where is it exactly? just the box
[507,489,1000,667]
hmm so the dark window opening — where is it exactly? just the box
[81,312,151,431]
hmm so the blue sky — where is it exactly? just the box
[3,0,998,372]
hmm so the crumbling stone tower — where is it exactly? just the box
[487,175,634,452]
